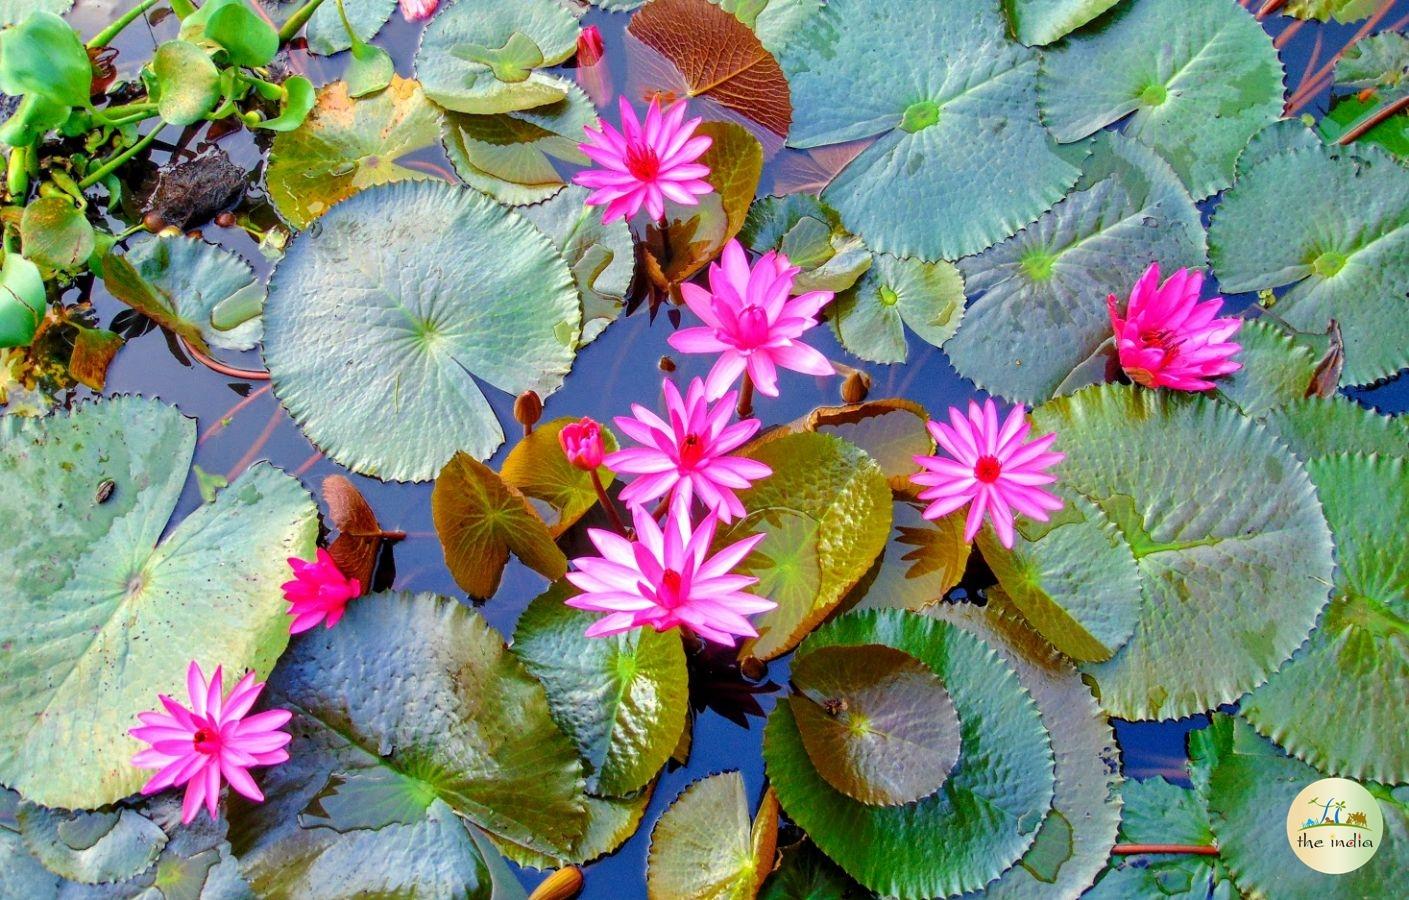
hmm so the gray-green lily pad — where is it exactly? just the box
[848,500,970,613]
[490,789,652,870]
[1261,395,1409,459]
[947,133,1206,404]
[1029,385,1334,720]
[1006,0,1124,46]
[740,193,871,295]
[0,396,318,809]
[1210,134,1409,386]
[709,0,821,55]
[1334,31,1409,97]
[415,0,580,115]
[262,180,580,481]
[0,0,71,27]
[764,610,1054,899]
[1084,776,1231,899]
[645,771,778,900]
[1039,0,1285,199]
[780,0,1081,261]
[16,805,166,885]
[831,253,964,365]
[1212,317,1320,418]
[306,0,396,56]
[125,235,265,351]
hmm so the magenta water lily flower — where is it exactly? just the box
[130,662,292,824]
[574,96,713,223]
[560,417,607,470]
[911,399,1065,549]
[669,240,835,400]
[398,0,438,21]
[281,548,360,634]
[1108,263,1242,392]
[606,377,771,523]
[565,498,775,646]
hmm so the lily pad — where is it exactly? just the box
[1212,317,1320,417]
[501,417,618,536]
[848,500,970,613]
[760,839,868,899]
[709,0,821,55]
[306,0,396,56]
[1261,394,1409,459]
[947,133,1206,404]
[831,252,964,364]
[415,0,580,115]
[443,84,596,206]
[490,790,653,870]
[513,582,689,797]
[1038,0,1285,199]
[790,643,960,806]
[1209,134,1409,386]
[0,396,318,809]
[1029,384,1334,720]
[740,194,871,295]
[262,180,580,481]
[432,451,567,600]
[1006,0,1124,46]
[519,186,635,346]
[0,0,71,27]
[124,235,265,351]
[1084,776,1228,899]
[228,591,588,889]
[1240,454,1409,783]
[723,431,892,660]
[780,0,1082,261]
[266,76,444,231]
[801,399,933,492]
[646,772,778,900]
[764,610,1054,898]
[16,804,166,884]
[1283,0,1380,22]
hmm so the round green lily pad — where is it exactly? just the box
[1029,384,1334,720]
[306,0,396,56]
[262,180,580,481]
[831,252,965,365]
[764,610,1055,898]
[125,235,264,351]
[801,399,933,492]
[1212,318,1321,418]
[740,193,871,295]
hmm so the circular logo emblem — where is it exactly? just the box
[1286,777,1384,874]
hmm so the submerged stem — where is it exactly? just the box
[590,469,628,535]
[87,0,162,49]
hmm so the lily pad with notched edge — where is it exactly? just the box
[831,252,964,365]
[740,193,871,295]
[490,790,653,870]
[1260,394,1409,459]
[0,397,318,809]
[1212,317,1321,418]
[262,180,580,481]
[124,235,265,351]
[500,416,618,536]
[800,399,933,492]
[646,772,779,900]
[16,804,166,884]
[848,500,969,613]
[1006,0,1124,46]
[306,0,396,56]
[1083,776,1228,899]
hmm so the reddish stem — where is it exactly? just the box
[591,469,628,535]
[180,335,271,382]
[737,373,755,418]
[1256,0,1287,19]
[1336,94,1409,144]
[198,383,272,445]
[1112,844,1219,856]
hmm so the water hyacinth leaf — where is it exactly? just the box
[831,253,964,365]
[500,417,618,536]
[1210,135,1409,386]
[0,11,89,106]
[415,0,580,115]
[780,0,1082,261]
[432,451,567,600]
[16,805,166,884]
[801,399,932,492]
[253,75,316,132]
[764,610,1054,898]
[976,491,1142,663]
[228,592,588,883]
[1084,777,1227,899]
[1283,0,1379,22]
[152,40,221,126]
[725,432,892,660]
[0,397,318,808]
[628,0,793,138]
[442,84,596,206]
[513,583,689,797]
[203,0,279,67]
[1212,317,1320,417]
[931,594,1121,899]
[646,771,778,900]
[790,643,960,806]
[1261,395,1409,460]
[262,181,580,481]
[519,185,635,346]
[124,235,265,351]
[1039,0,1284,199]
[1029,385,1334,720]
[490,789,653,870]
[848,500,969,613]
[1005,0,1124,46]
[306,0,396,56]
[1191,714,1409,897]
[347,43,395,99]
[1240,454,1409,783]
[19,197,94,271]
[0,251,45,348]
[642,121,762,291]
[68,325,124,390]
[740,193,871,295]
[266,76,443,231]
[947,133,1206,405]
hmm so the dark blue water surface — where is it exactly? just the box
[57,0,1409,895]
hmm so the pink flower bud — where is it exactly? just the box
[559,417,605,470]
[577,25,605,66]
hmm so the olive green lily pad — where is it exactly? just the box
[1210,133,1409,386]
[764,610,1054,898]
[262,180,580,481]
[490,789,653,870]
[848,500,970,613]
[646,772,778,900]
[740,194,871,295]
[228,591,589,889]
[415,0,580,115]
[124,235,265,351]
[790,643,960,806]
[1039,0,1284,199]
[0,396,318,809]
[947,133,1206,404]
[1006,0,1124,46]
[443,83,596,206]
[1029,385,1334,720]
[266,76,444,231]
[513,582,689,797]
[500,416,618,535]
[759,839,868,899]
[1283,0,1380,23]
[780,0,1081,261]
[16,804,166,884]
[801,399,933,492]
[307,0,396,56]
[831,253,964,365]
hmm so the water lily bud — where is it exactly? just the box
[841,369,870,404]
[529,866,584,900]
[558,417,605,470]
[658,355,676,372]
[215,211,236,228]
[740,655,766,681]
[142,211,165,233]
[577,25,605,66]
[514,390,543,433]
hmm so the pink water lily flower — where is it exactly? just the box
[669,240,834,400]
[1108,263,1242,392]
[566,498,775,646]
[574,96,713,223]
[399,0,438,21]
[911,399,1065,549]
[130,662,292,824]
[606,377,771,523]
[281,548,360,634]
